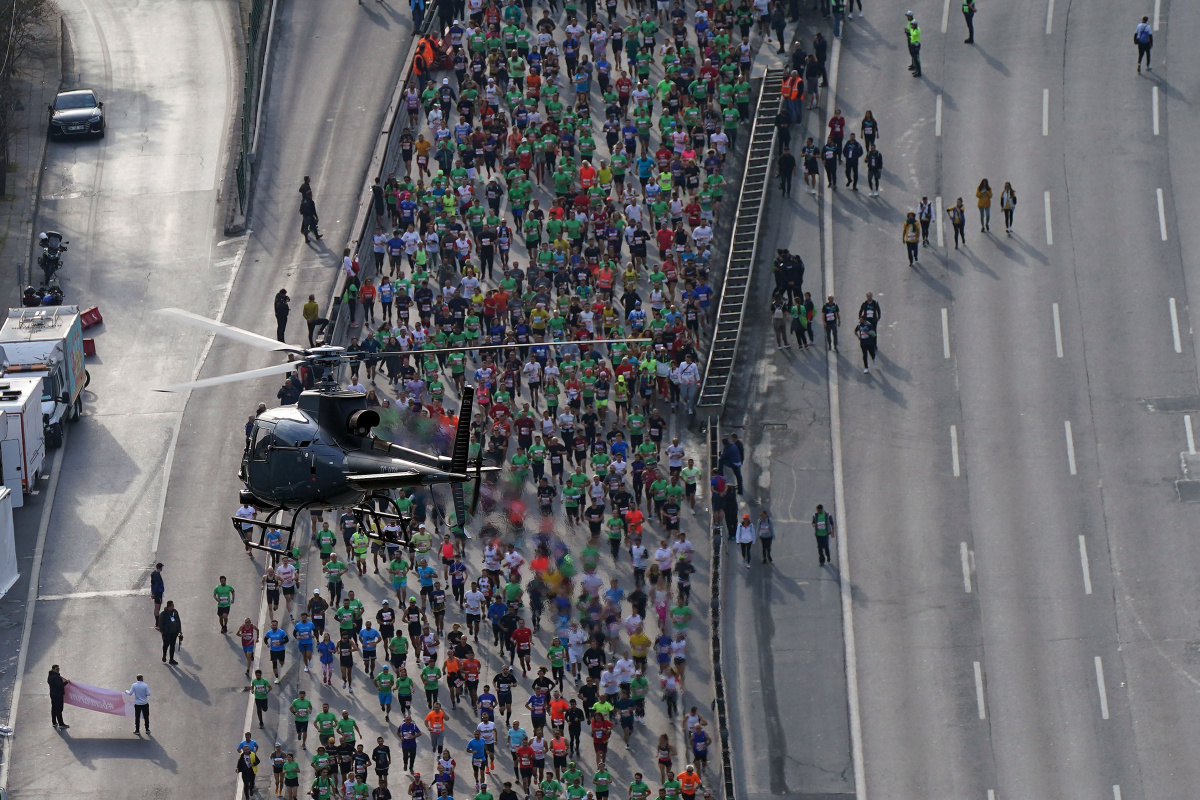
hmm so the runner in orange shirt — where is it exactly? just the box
[424,703,446,753]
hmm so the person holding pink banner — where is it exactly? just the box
[61,680,134,720]
[47,665,70,728]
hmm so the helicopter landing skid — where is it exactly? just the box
[353,494,414,548]
[230,502,317,561]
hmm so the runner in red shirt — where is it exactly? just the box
[590,715,613,761]
[516,744,536,792]
[461,656,482,709]
[511,620,534,676]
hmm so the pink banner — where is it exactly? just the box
[62,682,134,718]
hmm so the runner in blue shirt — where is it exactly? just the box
[398,715,422,771]
[315,632,337,687]
[263,620,289,683]
[417,563,438,609]
[466,730,489,782]
[359,622,382,677]
[293,613,316,673]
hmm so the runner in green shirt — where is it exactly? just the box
[628,775,651,800]
[313,704,338,748]
[289,691,313,749]
[213,577,235,632]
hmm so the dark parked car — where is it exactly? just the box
[47,89,105,139]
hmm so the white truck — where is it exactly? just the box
[0,305,88,449]
[0,379,46,506]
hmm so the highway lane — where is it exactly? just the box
[6,0,416,795]
[5,0,238,794]
[825,0,1199,798]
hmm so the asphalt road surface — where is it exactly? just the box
[725,1,1200,799]
[4,0,415,795]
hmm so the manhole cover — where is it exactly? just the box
[761,423,788,430]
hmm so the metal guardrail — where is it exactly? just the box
[707,415,735,800]
[697,68,785,409]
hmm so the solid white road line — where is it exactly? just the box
[1186,414,1196,455]
[1079,535,1093,595]
[1095,656,1110,720]
[960,541,972,593]
[1153,86,1160,135]
[935,95,943,137]
[1045,0,1055,34]
[988,792,996,800]
[0,432,67,791]
[1170,297,1183,353]
[1153,0,1160,29]
[1052,302,1063,358]
[820,36,866,800]
[942,308,951,359]
[973,661,987,719]
[1042,89,1049,136]
[951,425,961,477]
[936,195,945,247]
[1157,188,1168,241]
[941,0,951,32]
[1065,420,1077,475]
[1113,785,1123,800]
[1044,191,1053,245]
[38,588,151,601]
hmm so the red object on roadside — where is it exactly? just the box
[82,338,96,357]
[79,306,103,329]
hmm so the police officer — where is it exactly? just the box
[903,11,916,68]
[963,0,976,43]
[777,147,796,197]
[908,20,922,76]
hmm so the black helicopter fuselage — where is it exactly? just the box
[241,389,464,510]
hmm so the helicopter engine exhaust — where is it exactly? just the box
[347,409,380,437]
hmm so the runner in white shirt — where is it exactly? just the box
[277,559,298,618]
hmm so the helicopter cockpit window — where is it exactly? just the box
[251,423,276,461]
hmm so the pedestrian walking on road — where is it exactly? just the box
[903,212,921,265]
[999,182,1017,233]
[158,600,182,665]
[274,288,290,342]
[778,147,796,196]
[802,137,819,194]
[860,110,879,149]
[976,179,992,231]
[126,674,151,735]
[812,33,828,86]
[804,55,822,108]
[303,294,324,346]
[842,133,863,190]
[855,316,877,373]
[719,437,744,496]
[831,0,845,38]
[865,144,882,195]
[300,195,322,244]
[907,20,922,76]
[812,505,835,565]
[298,176,312,201]
[947,198,967,248]
[48,664,69,728]
[962,0,976,42]
[734,515,755,567]
[771,299,790,349]
[822,137,839,188]
[1135,16,1153,71]
[822,295,841,351]
[150,562,164,626]
[770,4,787,53]
[918,198,933,245]
[756,511,775,563]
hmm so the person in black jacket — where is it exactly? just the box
[778,147,796,196]
[236,746,259,798]
[300,195,322,243]
[150,562,165,625]
[842,133,864,190]
[158,601,183,665]
[48,665,69,728]
[274,289,290,343]
[866,144,883,196]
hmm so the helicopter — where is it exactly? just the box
[154,307,649,557]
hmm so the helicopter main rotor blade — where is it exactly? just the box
[153,361,299,392]
[157,308,306,354]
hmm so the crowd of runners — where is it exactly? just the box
[228,0,802,791]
